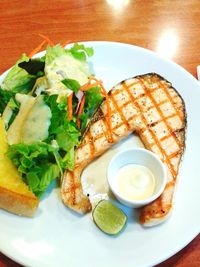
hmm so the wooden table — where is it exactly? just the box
[0,1,199,266]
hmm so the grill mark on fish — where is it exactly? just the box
[123,80,177,179]
[101,116,113,143]
[61,73,186,226]
[109,93,130,131]
[87,129,95,157]
[139,77,183,146]
[137,77,180,178]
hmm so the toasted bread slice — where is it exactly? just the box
[0,118,39,217]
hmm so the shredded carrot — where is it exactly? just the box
[61,40,71,47]
[88,76,102,85]
[76,119,81,129]
[90,76,100,82]
[80,76,102,91]
[81,81,100,91]
[38,34,54,46]
[68,93,73,121]
[28,40,46,58]
[78,94,86,116]
[89,76,104,85]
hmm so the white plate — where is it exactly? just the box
[0,41,200,267]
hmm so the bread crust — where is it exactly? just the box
[0,186,39,217]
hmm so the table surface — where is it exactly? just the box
[0,1,200,266]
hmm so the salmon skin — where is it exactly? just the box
[61,73,186,226]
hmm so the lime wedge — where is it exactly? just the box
[92,200,127,235]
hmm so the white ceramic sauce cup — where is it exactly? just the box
[107,148,167,208]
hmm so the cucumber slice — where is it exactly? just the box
[92,200,127,235]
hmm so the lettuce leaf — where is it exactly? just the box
[1,54,37,94]
[69,43,94,61]
[62,147,75,171]
[27,163,59,197]
[0,87,14,113]
[45,43,93,65]
[85,86,104,115]
[79,86,104,132]
[45,44,67,65]
[0,88,20,128]
[43,94,68,137]
[44,94,80,151]
[18,58,45,76]
[56,122,80,151]
[7,142,60,198]
[61,79,81,93]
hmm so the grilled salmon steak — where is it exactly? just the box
[61,73,186,226]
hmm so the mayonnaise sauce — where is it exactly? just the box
[117,164,155,201]
[45,54,90,98]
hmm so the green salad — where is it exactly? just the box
[0,42,104,197]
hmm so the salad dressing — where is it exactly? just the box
[7,94,52,145]
[117,164,155,201]
[7,94,35,145]
[45,54,90,97]
[22,95,52,144]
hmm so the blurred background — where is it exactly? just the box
[0,0,199,76]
